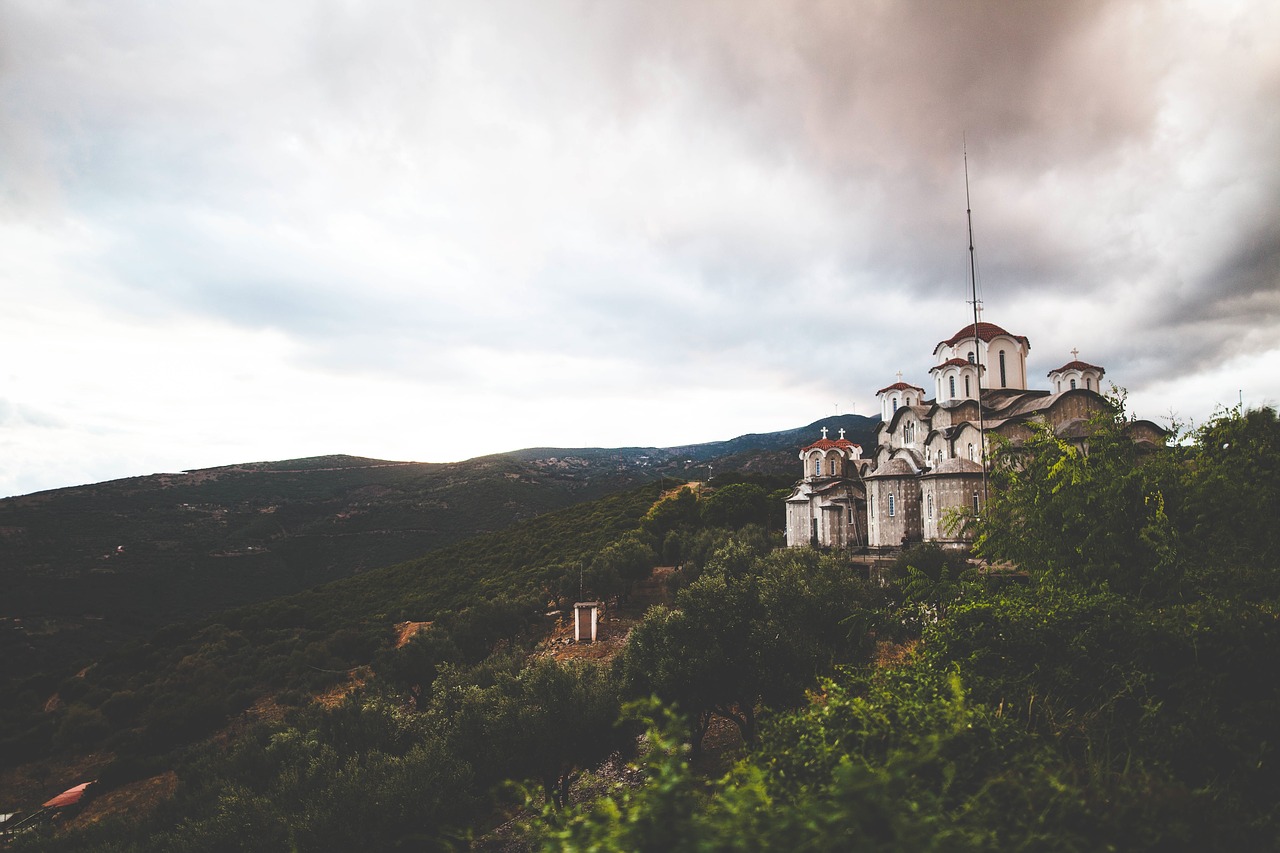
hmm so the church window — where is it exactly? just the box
[999,350,1007,387]
[888,493,896,517]
[892,396,898,412]
[968,443,975,461]
[972,492,980,514]
[964,375,971,397]
[927,493,933,520]
[967,351,975,363]
[870,495,875,517]
[1071,379,1077,390]
[848,508,853,523]
[1086,377,1092,390]
[814,456,821,476]
[949,376,956,398]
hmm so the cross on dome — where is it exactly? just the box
[1071,347,1080,359]
[895,370,903,382]
[838,428,846,439]
[821,427,829,439]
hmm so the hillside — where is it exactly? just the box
[0,479,672,814]
[0,415,875,696]
[2,408,1276,851]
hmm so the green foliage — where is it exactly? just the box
[371,629,462,710]
[589,531,659,598]
[1180,405,1280,596]
[618,540,881,750]
[505,659,634,808]
[640,486,699,539]
[896,543,977,617]
[533,700,709,852]
[14,408,1280,850]
[698,483,774,530]
[1,482,665,769]
[978,413,1174,597]
[544,406,1280,850]
[979,404,1280,603]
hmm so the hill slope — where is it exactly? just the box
[0,415,875,683]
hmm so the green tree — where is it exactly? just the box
[896,543,977,618]
[699,483,773,530]
[1180,405,1280,595]
[619,539,877,750]
[640,486,700,539]
[592,531,658,589]
[371,628,462,710]
[976,408,1182,599]
[507,659,632,808]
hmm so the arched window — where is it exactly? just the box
[1086,377,1092,390]
[869,495,875,517]
[888,493,896,517]
[967,351,975,363]
[1070,378,1077,390]
[892,396,898,412]
[999,350,1007,387]
[968,443,975,461]
[972,492,980,514]
[964,375,971,397]
[814,456,821,476]
[949,376,956,398]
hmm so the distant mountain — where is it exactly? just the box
[0,414,876,678]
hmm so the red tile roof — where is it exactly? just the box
[801,438,860,452]
[940,322,1029,348]
[875,381,925,395]
[1048,359,1105,375]
[929,357,978,372]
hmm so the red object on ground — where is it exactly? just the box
[42,781,92,809]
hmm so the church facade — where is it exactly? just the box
[785,321,1165,551]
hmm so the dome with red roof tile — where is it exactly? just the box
[939,322,1030,348]
[1049,359,1105,376]
[875,380,925,396]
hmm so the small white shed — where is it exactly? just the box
[573,601,602,643]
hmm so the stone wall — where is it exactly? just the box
[866,475,922,548]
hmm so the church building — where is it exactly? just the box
[785,320,1166,551]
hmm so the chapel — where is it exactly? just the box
[784,320,1166,551]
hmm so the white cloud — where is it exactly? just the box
[2,0,1279,496]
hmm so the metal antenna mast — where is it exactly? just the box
[965,144,990,511]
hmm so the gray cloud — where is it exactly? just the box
[1,1,1278,493]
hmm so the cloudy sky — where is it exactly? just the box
[2,1,1278,497]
